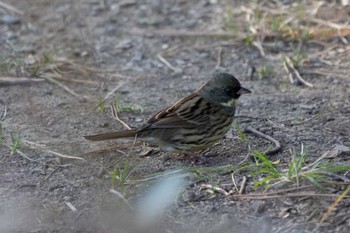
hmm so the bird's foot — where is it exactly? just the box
[177,152,211,165]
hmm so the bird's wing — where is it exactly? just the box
[138,93,210,131]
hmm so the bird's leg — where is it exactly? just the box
[173,149,211,164]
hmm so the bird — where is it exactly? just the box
[84,73,251,153]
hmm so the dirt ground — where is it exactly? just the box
[1,0,350,233]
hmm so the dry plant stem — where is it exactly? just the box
[302,70,349,80]
[239,176,247,194]
[323,172,350,183]
[157,54,182,73]
[282,61,295,84]
[80,143,142,157]
[231,174,239,193]
[14,148,41,163]
[102,81,126,103]
[53,58,100,72]
[266,118,288,131]
[128,28,285,40]
[252,41,265,56]
[23,140,86,161]
[284,56,314,87]
[43,167,61,181]
[286,115,318,126]
[215,47,222,69]
[244,126,282,155]
[52,76,99,85]
[315,185,350,232]
[128,28,238,38]
[127,26,350,41]
[239,144,251,164]
[306,44,339,58]
[0,105,7,121]
[201,184,230,196]
[0,77,45,85]
[233,192,350,200]
[43,75,88,102]
[65,202,78,212]
[310,18,350,31]
[110,189,134,210]
[111,105,132,130]
[82,140,144,156]
[0,1,23,14]
[259,185,315,195]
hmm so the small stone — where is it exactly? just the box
[106,24,117,35]
[0,15,20,25]
[132,51,143,61]
[115,39,133,50]
[135,118,143,122]
[110,4,120,11]
[63,196,72,201]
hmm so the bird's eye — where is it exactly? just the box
[225,87,232,95]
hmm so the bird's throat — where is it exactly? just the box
[220,99,236,115]
[221,99,236,108]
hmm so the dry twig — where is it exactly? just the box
[23,140,86,161]
[316,185,350,231]
[111,105,132,130]
[128,28,238,38]
[244,126,282,155]
[0,77,45,85]
[201,184,230,196]
[44,75,88,102]
[231,174,239,193]
[157,54,182,73]
[284,56,314,87]
[233,192,350,200]
[12,148,41,163]
[110,189,134,210]
[239,144,251,164]
[52,76,100,85]
[102,81,126,103]
[215,47,222,69]
[43,167,61,181]
[80,144,142,157]
[239,176,247,195]
[65,202,78,212]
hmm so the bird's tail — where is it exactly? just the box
[84,130,137,141]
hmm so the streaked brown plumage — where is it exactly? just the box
[84,73,251,152]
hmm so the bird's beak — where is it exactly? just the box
[237,86,251,95]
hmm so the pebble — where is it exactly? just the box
[134,117,143,122]
[110,4,120,11]
[0,15,20,25]
[132,50,142,61]
[115,39,133,50]
[105,24,118,35]
[161,44,169,50]
[63,196,72,201]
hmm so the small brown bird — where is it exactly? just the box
[85,73,251,152]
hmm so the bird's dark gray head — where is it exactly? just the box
[198,73,251,108]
